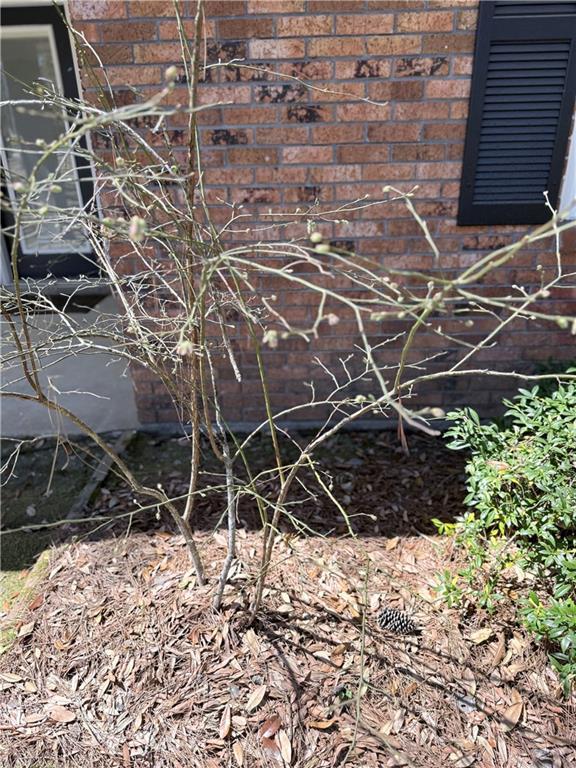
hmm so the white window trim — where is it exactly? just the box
[559,111,576,220]
[1,1,102,290]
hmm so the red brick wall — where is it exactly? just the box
[69,0,575,425]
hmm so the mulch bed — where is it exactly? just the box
[1,527,574,768]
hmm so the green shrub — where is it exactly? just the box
[435,382,576,692]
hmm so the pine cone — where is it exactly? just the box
[377,608,420,635]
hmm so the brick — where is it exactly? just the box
[396,11,453,32]
[309,165,362,182]
[367,0,427,8]
[277,14,333,36]
[422,33,474,53]
[447,144,464,160]
[416,162,461,179]
[285,103,329,122]
[366,35,421,55]
[205,128,250,145]
[207,167,254,185]
[367,80,424,101]
[134,42,183,63]
[336,14,394,35]
[249,38,305,58]
[389,219,429,236]
[248,0,305,10]
[450,101,469,119]
[128,1,175,16]
[255,166,307,183]
[428,0,477,6]
[197,84,252,104]
[362,163,416,180]
[158,19,216,39]
[312,82,365,103]
[228,147,278,164]
[231,187,281,204]
[71,1,126,20]
[86,43,133,65]
[335,59,391,80]
[255,126,309,143]
[366,124,421,142]
[105,65,161,86]
[284,60,333,80]
[282,145,333,163]
[394,102,450,120]
[337,145,390,163]
[311,124,364,143]
[205,1,246,15]
[423,123,466,141]
[456,9,478,29]
[219,17,274,38]
[334,102,391,122]
[392,145,445,161]
[284,185,334,203]
[100,21,157,42]
[308,36,366,57]
[395,56,449,77]
[453,55,473,75]
[425,80,470,98]
[221,105,278,124]
[441,181,460,198]
[307,0,358,10]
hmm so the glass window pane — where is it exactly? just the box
[1,26,90,256]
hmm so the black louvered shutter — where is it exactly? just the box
[458,1,576,226]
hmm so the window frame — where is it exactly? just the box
[0,3,98,281]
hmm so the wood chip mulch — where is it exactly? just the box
[1,529,574,768]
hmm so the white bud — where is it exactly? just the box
[165,65,179,82]
[128,215,147,242]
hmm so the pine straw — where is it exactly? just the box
[1,530,574,768]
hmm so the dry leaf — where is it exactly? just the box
[0,673,23,683]
[47,705,76,723]
[219,704,231,739]
[259,715,282,739]
[232,741,244,767]
[501,662,527,682]
[386,537,400,550]
[17,621,35,638]
[262,737,282,764]
[391,708,405,734]
[25,712,45,724]
[278,730,292,765]
[501,689,523,731]
[28,594,44,611]
[462,668,477,696]
[232,715,247,730]
[246,685,267,712]
[467,627,494,644]
[490,633,506,669]
[307,718,337,730]
[452,752,477,767]
[243,629,261,655]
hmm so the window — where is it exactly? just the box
[559,109,576,219]
[0,3,97,280]
[458,1,576,226]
